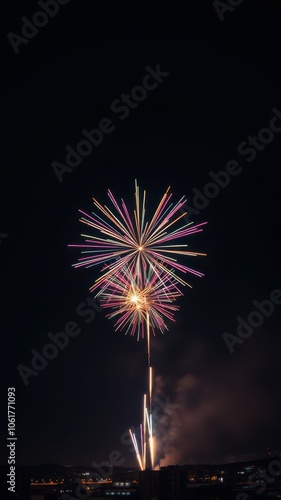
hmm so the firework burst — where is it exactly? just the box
[69,180,207,294]
[97,265,182,340]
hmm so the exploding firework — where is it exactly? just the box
[69,180,207,294]
[97,265,182,340]
[69,180,207,471]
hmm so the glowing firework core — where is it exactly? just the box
[98,266,181,339]
[129,288,148,309]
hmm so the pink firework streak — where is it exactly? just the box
[69,180,207,293]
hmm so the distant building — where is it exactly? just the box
[101,480,137,497]
[138,468,187,500]
[1,455,279,500]
[112,466,139,483]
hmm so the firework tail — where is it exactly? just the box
[129,429,143,471]
[129,314,154,470]
[146,312,154,469]
[143,394,147,470]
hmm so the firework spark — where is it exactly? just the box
[69,180,207,293]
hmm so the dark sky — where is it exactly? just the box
[1,1,281,469]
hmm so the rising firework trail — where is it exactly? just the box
[146,314,153,469]
[98,265,182,470]
[129,429,143,471]
[143,395,146,469]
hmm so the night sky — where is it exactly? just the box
[1,1,281,469]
